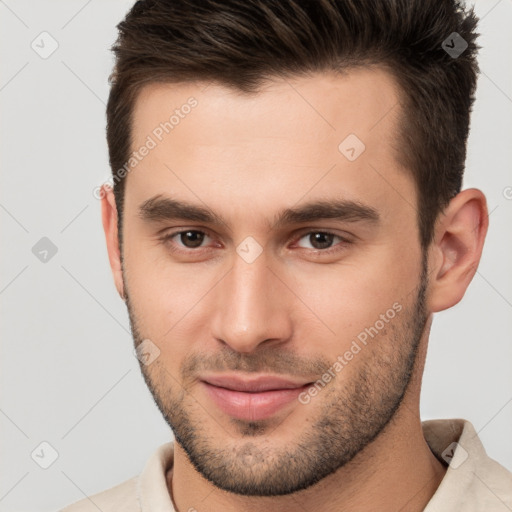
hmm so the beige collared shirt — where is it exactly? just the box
[60,419,512,511]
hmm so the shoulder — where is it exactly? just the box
[58,476,140,512]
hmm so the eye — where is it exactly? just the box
[295,231,348,251]
[162,230,213,250]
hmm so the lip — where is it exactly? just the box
[200,374,312,421]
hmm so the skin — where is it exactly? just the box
[101,68,488,512]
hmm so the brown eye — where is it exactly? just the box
[178,230,206,248]
[297,232,339,250]
[160,228,219,258]
[309,232,335,249]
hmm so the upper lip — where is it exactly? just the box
[201,374,312,393]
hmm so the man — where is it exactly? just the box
[61,0,512,510]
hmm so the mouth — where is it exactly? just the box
[200,374,313,422]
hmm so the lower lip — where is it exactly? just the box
[201,381,310,422]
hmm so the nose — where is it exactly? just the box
[210,248,293,353]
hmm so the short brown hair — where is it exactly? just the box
[106,0,479,249]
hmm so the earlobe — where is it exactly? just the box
[427,188,488,313]
[100,184,125,301]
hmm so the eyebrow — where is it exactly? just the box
[271,199,379,229]
[139,195,227,226]
[138,195,379,231]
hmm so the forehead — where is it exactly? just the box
[132,66,402,150]
[126,68,412,224]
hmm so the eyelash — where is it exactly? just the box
[159,229,351,256]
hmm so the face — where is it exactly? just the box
[120,68,429,496]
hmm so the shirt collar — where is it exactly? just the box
[423,418,512,511]
[136,441,176,511]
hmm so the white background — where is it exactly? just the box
[1,1,511,511]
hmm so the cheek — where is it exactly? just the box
[123,237,224,353]
[124,229,204,301]
[287,245,420,355]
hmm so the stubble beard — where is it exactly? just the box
[124,257,429,496]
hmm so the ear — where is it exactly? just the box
[100,184,125,301]
[427,188,488,312]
